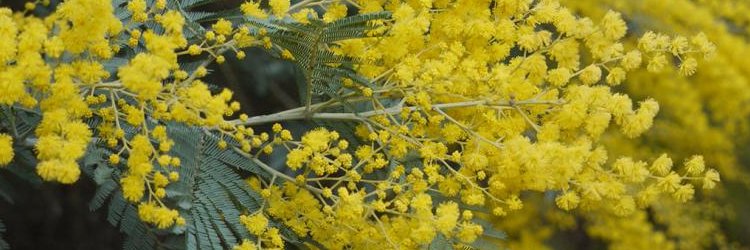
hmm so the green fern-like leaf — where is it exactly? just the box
[85,142,159,249]
[180,0,217,9]
[428,234,455,250]
[76,6,392,249]
[165,124,267,249]
[89,179,118,211]
[3,146,42,186]
[120,201,158,250]
[243,12,391,108]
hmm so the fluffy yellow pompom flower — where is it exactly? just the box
[233,240,258,250]
[601,10,627,40]
[435,202,459,234]
[684,155,705,176]
[703,169,720,190]
[36,160,81,184]
[555,191,580,210]
[547,68,572,86]
[579,64,602,85]
[187,44,201,55]
[212,18,233,36]
[0,133,13,166]
[620,50,642,70]
[461,152,488,171]
[138,202,181,229]
[323,3,347,23]
[0,12,18,64]
[127,0,147,22]
[269,0,290,17]
[118,53,171,100]
[673,184,695,202]
[650,154,673,176]
[57,0,122,54]
[159,10,185,35]
[240,1,267,19]
[301,128,333,152]
[0,69,27,106]
[456,222,483,243]
[291,8,315,24]
[613,196,636,216]
[613,157,649,183]
[240,213,268,235]
[620,99,659,138]
[606,67,626,86]
[121,174,145,202]
[679,57,698,76]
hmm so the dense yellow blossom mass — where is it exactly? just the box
[0,134,12,166]
[0,0,745,249]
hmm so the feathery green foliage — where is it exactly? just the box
[245,12,389,109]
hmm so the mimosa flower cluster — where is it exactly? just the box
[503,0,750,248]
[0,0,736,249]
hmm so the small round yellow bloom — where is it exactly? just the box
[212,19,233,36]
[187,44,202,55]
[0,134,14,166]
[109,154,121,164]
[579,64,602,85]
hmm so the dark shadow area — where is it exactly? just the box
[0,176,122,250]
